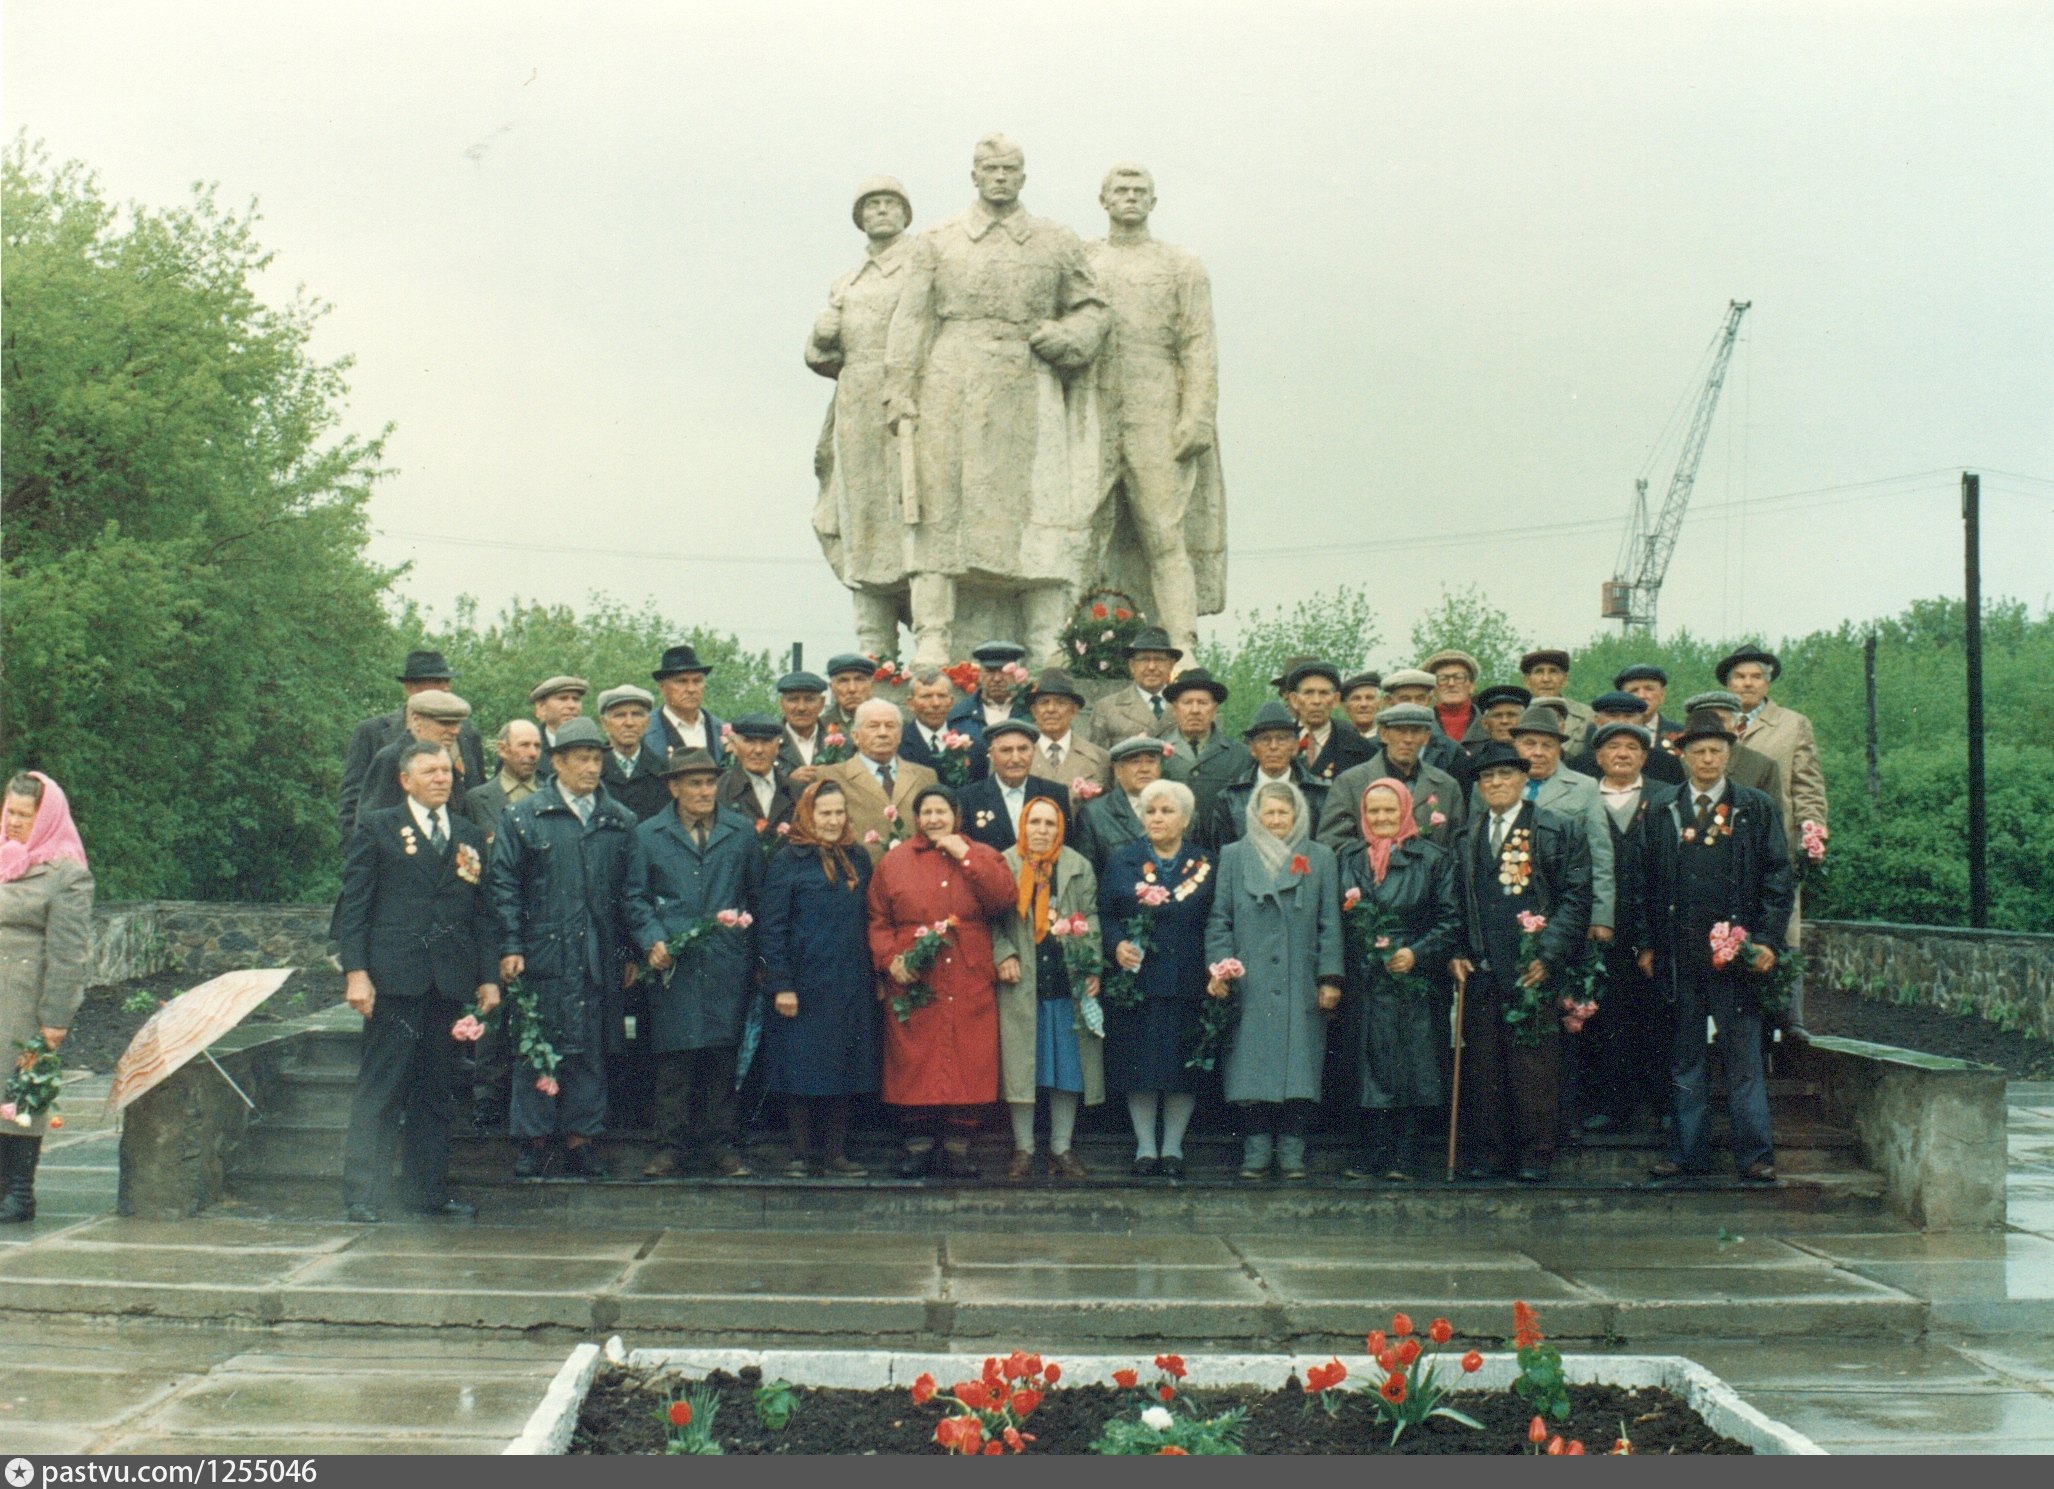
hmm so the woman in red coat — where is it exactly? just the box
[867,784,1017,1179]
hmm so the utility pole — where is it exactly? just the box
[1863,632,1881,803]
[1963,472,1987,928]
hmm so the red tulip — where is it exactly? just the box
[667,1401,692,1428]
[1528,1416,1548,1445]
[1391,1312,1414,1337]
[910,1372,936,1405]
[1113,1368,1139,1390]
[1460,1350,1484,1374]
[1428,1317,1453,1345]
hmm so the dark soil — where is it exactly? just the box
[60,968,346,1074]
[1809,983,2054,1079]
[572,1366,1747,1456]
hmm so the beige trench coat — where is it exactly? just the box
[0,857,95,1136]
[991,846,1105,1107]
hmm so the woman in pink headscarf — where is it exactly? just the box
[1334,777,1460,1183]
[1,771,94,1222]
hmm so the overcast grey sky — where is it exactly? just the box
[7,0,2051,671]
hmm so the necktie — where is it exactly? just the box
[616,753,634,778]
[1047,741,1062,766]
[1694,792,1714,838]
[1149,694,1164,720]
[877,761,895,798]
[692,822,707,849]
[429,811,447,853]
[1491,814,1508,857]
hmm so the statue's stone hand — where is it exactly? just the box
[1172,417,1215,461]
[811,307,843,348]
[884,392,918,431]
[1028,319,1090,371]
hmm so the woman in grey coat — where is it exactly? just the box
[1,772,95,1223]
[1204,780,1344,1179]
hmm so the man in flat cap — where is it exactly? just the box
[1471,684,1533,751]
[597,685,671,822]
[1421,649,1486,754]
[1519,649,1592,741]
[1569,692,1683,786]
[775,670,841,785]
[339,650,484,840]
[1615,663,1679,743]
[1449,741,1594,1183]
[1315,702,1466,851]
[530,676,589,752]
[824,653,881,731]
[1384,667,1476,793]
[1206,701,1329,851]
[488,717,637,1180]
[808,177,919,657]
[624,748,765,1178]
[1716,646,1826,1039]
[1160,668,1240,843]
[825,699,939,862]
[1026,668,1112,803]
[1683,691,1781,797]
[648,645,726,767]
[884,134,1110,666]
[358,690,479,828]
[1085,626,1182,749]
[1641,709,1794,1182]
[959,717,1068,852]
[1507,704,1617,949]
[944,639,1032,757]
[717,714,799,832]
[1074,735,1170,874]
[1339,671,1383,742]
[1288,660,1376,782]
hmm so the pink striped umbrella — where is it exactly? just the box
[106,968,294,1112]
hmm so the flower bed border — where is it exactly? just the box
[507,1343,1824,1455]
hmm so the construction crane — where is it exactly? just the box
[1601,299,1751,634]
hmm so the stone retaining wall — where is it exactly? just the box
[1810,919,2054,1045]
[90,901,333,983]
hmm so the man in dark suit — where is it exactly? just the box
[958,719,1067,851]
[716,714,798,830]
[596,685,672,821]
[339,650,484,838]
[647,644,725,766]
[774,670,839,784]
[1680,690,1782,798]
[1381,667,1475,793]
[1285,660,1376,782]
[1568,692,1683,786]
[1641,711,1796,1184]
[336,740,500,1223]
[1615,664,1680,743]
[357,691,481,828]
[467,720,544,847]
[1449,741,1594,1183]
[899,667,970,781]
[1073,736,1167,873]
[944,640,1031,756]
[1160,668,1239,840]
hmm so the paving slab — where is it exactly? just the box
[292,1251,631,1294]
[276,1283,593,1331]
[1227,1234,1536,1269]
[948,1231,1238,1268]
[947,1264,1271,1340]
[615,1258,938,1334]
[96,1431,512,1456]
[60,1216,357,1251]
[1738,1386,2054,1447]
[1520,1234,1816,1270]
[0,1366,192,1427]
[1585,1264,1926,1339]
[0,1426,100,1454]
[1952,1337,2054,1384]
[344,1223,654,1260]
[153,1370,549,1436]
[1679,1339,2007,1391]
[648,1229,935,1265]
[0,1244,318,1286]
[1795,1230,2054,1265]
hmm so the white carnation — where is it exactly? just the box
[1141,1406,1174,1432]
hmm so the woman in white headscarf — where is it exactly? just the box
[1204,779,1343,1180]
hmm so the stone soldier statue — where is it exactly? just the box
[1085,164,1227,664]
[807,176,919,657]
[884,133,1109,667]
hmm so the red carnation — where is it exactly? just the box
[1113,1368,1139,1390]
[1513,1300,1543,1350]
[910,1372,937,1405]
[1429,1317,1454,1345]
[1158,1446,1189,1455]
[1093,603,1109,619]
[667,1400,692,1428]
[1291,854,1310,875]
[1115,608,1132,620]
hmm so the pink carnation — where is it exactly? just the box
[882,804,898,821]
[716,908,740,927]
[719,723,734,740]
[1342,886,1363,911]
[535,1075,560,1097]
[1515,910,1548,935]
[776,822,791,835]
[0,1103,16,1123]
[1074,640,1088,656]
[1135,882,1172,908]
[864,829,881,845]
[450,1015,486,1042]
[1430,811,1448,827]
[1072,777,1103,800]
[1161,741,1176,757]
[1208,958,1247,980]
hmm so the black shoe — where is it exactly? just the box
[1158,1156,1185,1180]
[408,1199,476,1220]
[343,1202,382,1224]
[1462,1165,1506,1183]
[512,1144,549,1179]
[1741,1161,1778,1184]
[1130,1156,1161,1177]
[562,1143,609,1179]
[471,1107,509,1134]
[897,1146,936,1179]
[1516,1166,1550,1184]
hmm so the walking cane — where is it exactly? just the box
[1446,962,1468,1182]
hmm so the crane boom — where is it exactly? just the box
[1601,299,1750,634]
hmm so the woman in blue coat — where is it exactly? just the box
[1099,778,1216,1178]
[757,781,878,1177]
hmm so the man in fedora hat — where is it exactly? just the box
[1640,709,1795,1182]
[624,748,765,1179]
[1026,668,1112,802]
[1715,645,1826,1040]
[1449,741,1594,1183]
[357,691,480,828]
[596,685,671,822]
[1287,659,1376,782]
[1314,701,1465,851]
[1519,649,1593,741]
[1160,668,1239,840]
[718,714,799,831]
[1205,701,1329,851]
[339,650,484,840]
[1085,625,1182,749]
[488,717,636,1180]
[648,645,726,766]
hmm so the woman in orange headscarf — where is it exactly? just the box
[990,795,1105,1183]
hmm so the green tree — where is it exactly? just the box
[1196,586,1380,736]
[1408,585,1528,682]
[3,140,399,899]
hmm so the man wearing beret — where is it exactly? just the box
[1683,691,1781,797]
[1161,669,1240,842]
[959,718,1067,852]
[358,691,480,827]
[648,645,726,767]
[1520,649,1593,741]
[1472,684,1533,750]
[623,748,765,1179]
[1205,701,1329,851]
[1717,645,1826,1040]
[1074,735,1169,873]
[488,717,637,1179]
[1338,671,1382,740]
[1641,709,1795,1181]
[1569,692,1683,786]
[1449,741,1594,1183]
[1383,668,1475,793]
[823,653,880,731]
[944,639,1033,754]
[1288,660,1376,781]
[340,650,486,842]
[1315,702,1465,851]
[1026,668,1112,803]
[775,670,841,785]
[597,685,672,822]
[1085,627,1181,749]
[717,714,799,831]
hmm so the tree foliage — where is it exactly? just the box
[1409,585,1528,682]
[3,139,398,899]
[1195,586,1379,736]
